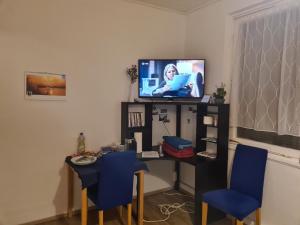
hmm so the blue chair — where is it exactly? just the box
[87,151,136,225]
[202,144,268,225]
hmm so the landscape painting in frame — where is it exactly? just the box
[25,72,66,100]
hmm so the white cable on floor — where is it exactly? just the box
[143,192,194,223]
[164,192,193,198]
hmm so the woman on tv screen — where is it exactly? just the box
[152,64,179,96]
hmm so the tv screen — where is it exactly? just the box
[138,59,205,99]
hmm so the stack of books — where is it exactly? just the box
[162,136,194,158]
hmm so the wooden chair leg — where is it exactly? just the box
[81,188,88,225]
[231,217,236,225]
[256,208,261,225]
[127,203,132,225]
[99,210,104,225]
[119,206,123,218]
[137,171,144,225]
[202,202,208,225]
[236,220,243,225]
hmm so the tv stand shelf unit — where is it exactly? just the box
[121,101,229,225]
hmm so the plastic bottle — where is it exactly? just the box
[159,142,164,157]
[77,132,85,154]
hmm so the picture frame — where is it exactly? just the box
[201,95,210,103]
[24,71,67,100]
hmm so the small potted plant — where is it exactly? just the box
[126,65,138,102]
[127,65,138,84]
[213,83,226,104]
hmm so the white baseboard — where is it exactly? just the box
[179,181,194,195]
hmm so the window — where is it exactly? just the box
[233,3,300,149]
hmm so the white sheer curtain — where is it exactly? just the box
[232,3,300,136]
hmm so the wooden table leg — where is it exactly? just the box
[82,188,88,225]
[136,171,144,225]
[67,165,74,218]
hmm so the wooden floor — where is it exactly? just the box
[38,191,231,225]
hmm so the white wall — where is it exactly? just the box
[181,0,228,195]
[185,0,227,95]
[181,5,228,193]
[182,1,300,225]
[0,0,185,224]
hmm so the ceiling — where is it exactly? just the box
[127,0,220,14]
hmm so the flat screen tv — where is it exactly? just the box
[138,59,205,99]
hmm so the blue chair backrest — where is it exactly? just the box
[230,144,268,206]
[97,151,136,210]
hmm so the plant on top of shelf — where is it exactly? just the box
[213,83,226,104]
[126,64,138,102]
[127,65,138,84]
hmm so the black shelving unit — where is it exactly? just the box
[121,101,229,225]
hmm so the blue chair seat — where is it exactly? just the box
[203,189,259,221]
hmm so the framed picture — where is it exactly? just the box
[201,95,210,103]
[24,72,67,100]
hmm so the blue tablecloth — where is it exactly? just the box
[65,156,148,188]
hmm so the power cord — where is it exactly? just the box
[162,121,171,136]
[164,192,193,197]
[143,192,194,223]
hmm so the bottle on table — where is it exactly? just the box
[77,132,86,154]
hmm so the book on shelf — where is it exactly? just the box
[197,151,217,159]
[201,137,217,143]
[128,113,132,127]
[138,112,143,126]
[128,112,144,128]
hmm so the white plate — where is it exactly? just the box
[71,156,97,165]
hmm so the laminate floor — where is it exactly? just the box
[37,191,231,225]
